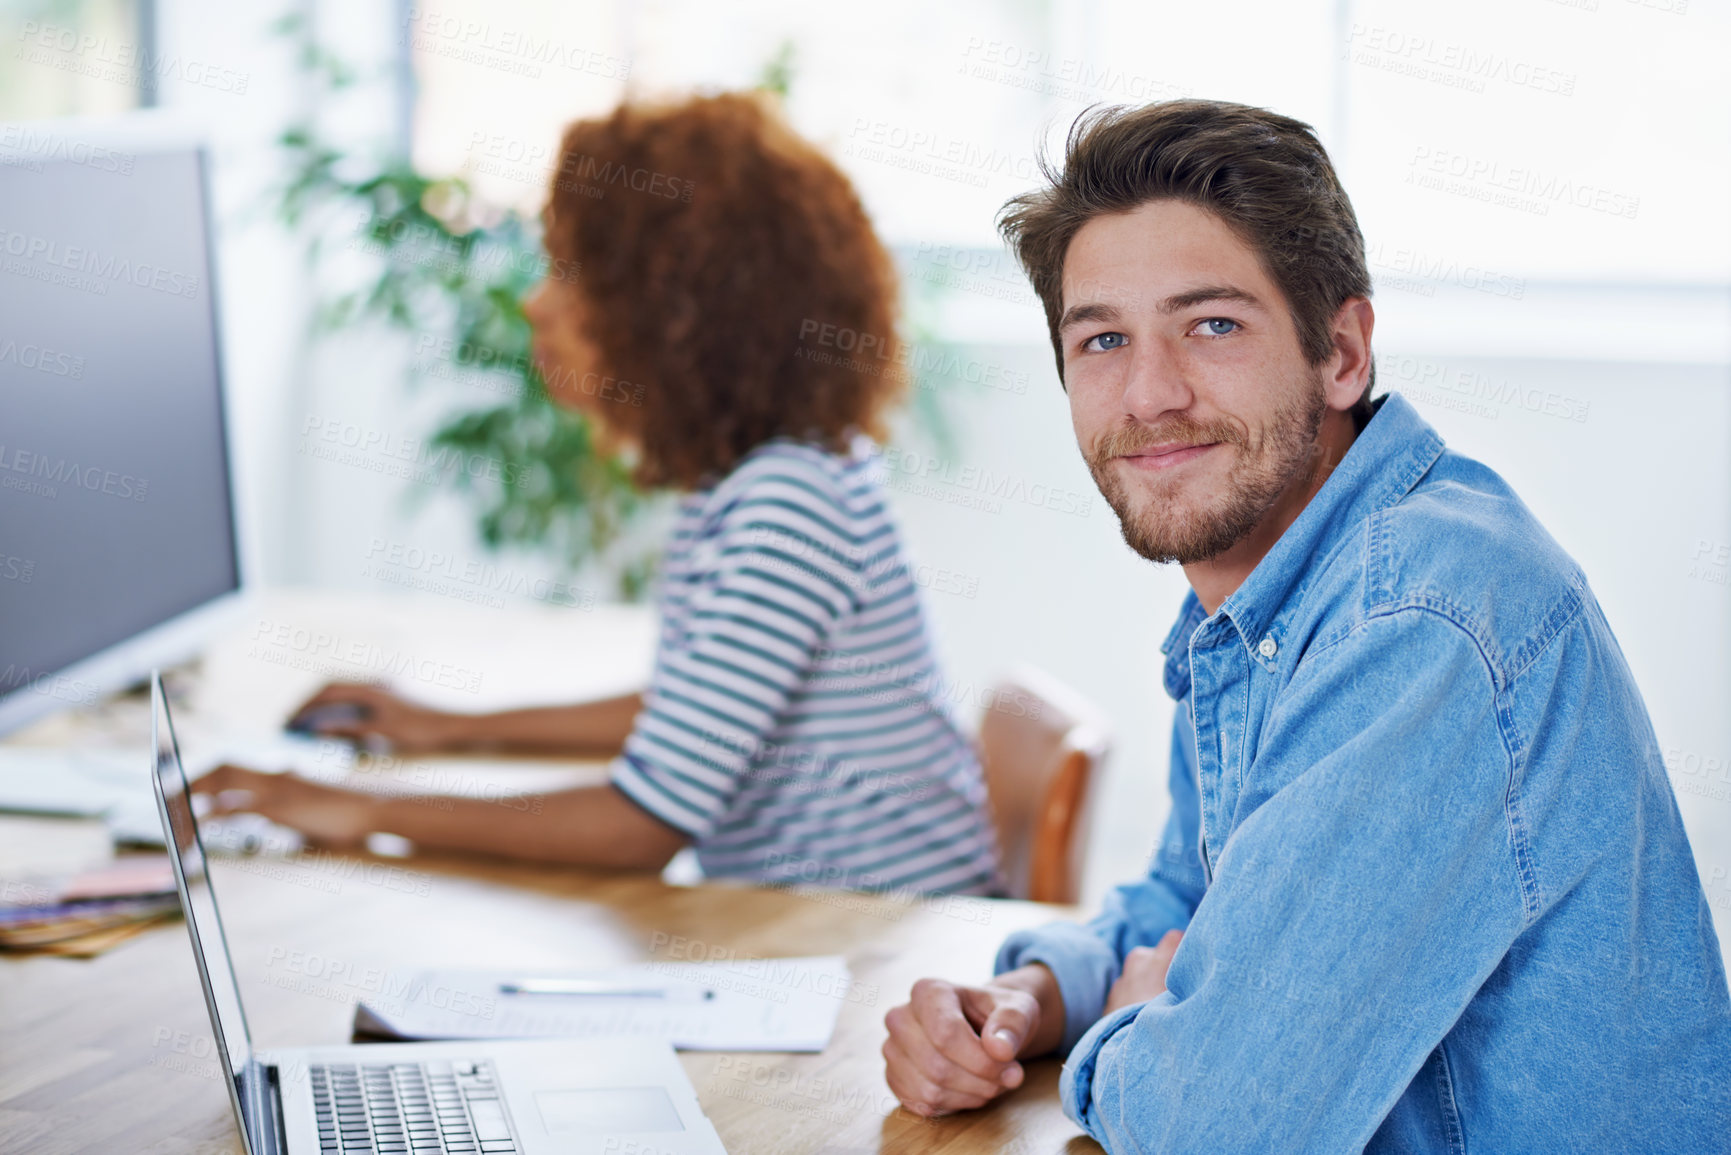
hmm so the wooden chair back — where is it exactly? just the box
[977,665,1111,904]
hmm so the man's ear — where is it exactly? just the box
[1323,296,1375,412]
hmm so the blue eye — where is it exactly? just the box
[1197,318,1239,336]
[1083,332,1127,352]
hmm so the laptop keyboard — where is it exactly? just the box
[309,1059,519,1154]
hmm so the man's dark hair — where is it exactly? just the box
[1000,99,1375,423]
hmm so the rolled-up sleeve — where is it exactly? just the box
[994,696,1208,1056]
[1061,607,1529,1152]
[611,484,862,839]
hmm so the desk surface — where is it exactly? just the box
[0,588,1099,1153]
[0,849,1097,1154]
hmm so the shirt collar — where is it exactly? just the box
[1160,588,1209,701]
[1159,392,1446,698]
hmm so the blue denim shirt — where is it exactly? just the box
[996,392,1731,1152]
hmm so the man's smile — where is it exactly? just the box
[1119,442,1223,471]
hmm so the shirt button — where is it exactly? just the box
[1258,636,1278,659]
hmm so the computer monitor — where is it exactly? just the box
[0,117,246,735]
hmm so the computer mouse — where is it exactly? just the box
[285,702,374,735]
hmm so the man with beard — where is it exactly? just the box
[881,100,1731,1151]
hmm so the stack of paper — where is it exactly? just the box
[0,747,162,843]
[0,854,180,957]
[0,736,357,846]
[354,955,854,1052]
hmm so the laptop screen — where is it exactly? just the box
[150,674,256,1103]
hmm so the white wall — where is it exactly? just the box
[138,0,1731,953]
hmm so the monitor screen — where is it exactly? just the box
[0,144,240,726]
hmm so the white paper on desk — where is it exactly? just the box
[353,954,852,1052]
[0,736,359,846]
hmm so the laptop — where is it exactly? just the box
[147,672,727,1155]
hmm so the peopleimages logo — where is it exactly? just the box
[0,227,202,297]
[14,21,250,95]
[0,663,100,705]
[794,318,1031,394]
[402,9,631,81]
[0,125,135,174]
[845,119,1041,189]
[1343,24,1578,97]
[873,446,1094,517]
[299,415,531,490]
[0,443,148,500]
[246,618,485,695]
[360,535,598,611]
[0,338,84,377]
[1406,147,1640,220]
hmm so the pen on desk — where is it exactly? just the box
[498,979,717,1000]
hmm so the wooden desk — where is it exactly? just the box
[0,848,1099,1154]
[0,589,1100,1152]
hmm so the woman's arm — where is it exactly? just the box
[437,693,643,756]
[195,765,687,871]
[288,682,642,757]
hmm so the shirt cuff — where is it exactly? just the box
[993,922,1122,1057]
[1059,1001,1147,1137]
[609,754,713,840]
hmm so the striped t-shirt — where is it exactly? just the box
[610,437,1001,896]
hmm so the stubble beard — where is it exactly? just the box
[1084,372,1329,565]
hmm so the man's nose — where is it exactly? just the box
[1120,338,1193,424]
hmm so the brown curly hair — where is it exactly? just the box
[541,92,905,491]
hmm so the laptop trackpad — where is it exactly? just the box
[535,1087,686,1134]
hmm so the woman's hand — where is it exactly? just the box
[195,764,382,848]
[286,683,461,754]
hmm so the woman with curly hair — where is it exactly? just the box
[200,93,1002,898]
